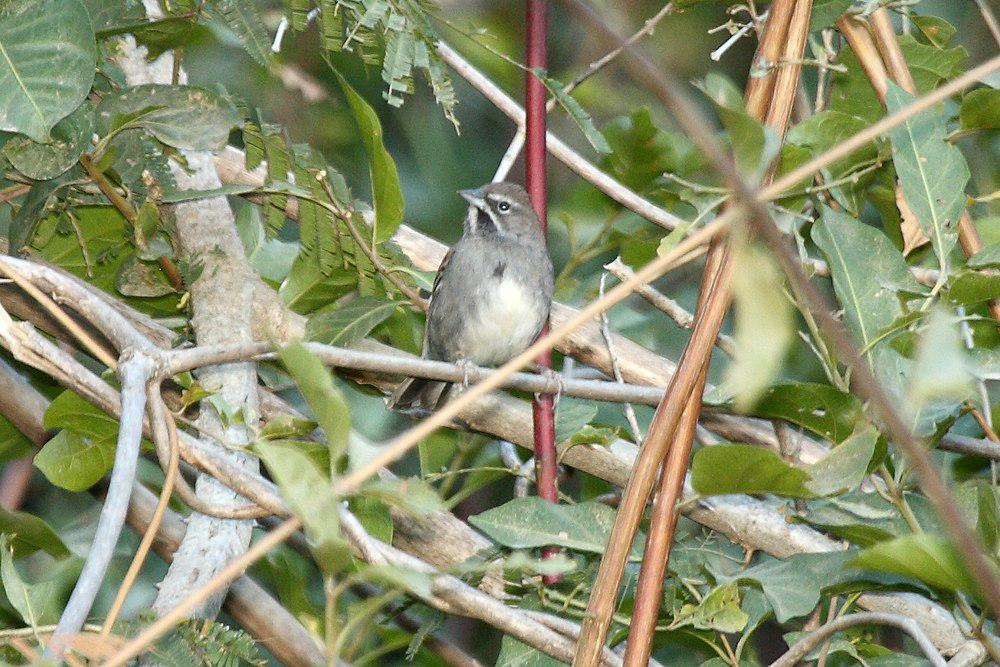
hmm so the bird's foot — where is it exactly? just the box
[455,358,476,388]
[537,366,565,407]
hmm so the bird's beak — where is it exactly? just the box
[458,187,486,207]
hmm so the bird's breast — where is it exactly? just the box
[461,276,544,365]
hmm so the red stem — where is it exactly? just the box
[525,0,559,578]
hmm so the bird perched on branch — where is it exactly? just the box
[389,182,554,412]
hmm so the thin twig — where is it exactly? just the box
[604,258,736,356]
[771,612,945,667]
[975,0,1000,48]
[598,274,643,444]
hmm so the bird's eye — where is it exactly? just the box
[497,200,511,212]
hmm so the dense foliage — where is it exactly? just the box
[0,0,997,664]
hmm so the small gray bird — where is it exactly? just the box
[390,182,554,411]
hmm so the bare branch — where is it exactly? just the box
[46,352,154,659]
[770,612,946,667]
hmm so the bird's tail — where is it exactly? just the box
[388,378,453,412]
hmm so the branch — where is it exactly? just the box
[770,612,946,667]
[115,4,264,621]
[44,352,154,658]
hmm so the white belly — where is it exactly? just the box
[460,278,540,365]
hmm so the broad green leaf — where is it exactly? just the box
[960,88,1000,132]
[306,297,400,347]
[671,582,748,633]
[469,498,645,559]
[237,204,298,282]
[691,444,813,498]
[0,415,33,463]
[96,84,241,151]
[1,101,93,180]
[278,343,350,471]
[554,398,598,443]
[744,383,863,443]
[978,484,1000,556]
[497,635,562,667]
[946,269,1000,306]
[810,0,853,29]
[213,0,272,66]
[602,108,698,191]
[812,207,921,358]
[35,431,113,492]
[910,14,956,47]
[0,508,70,559]
[696,73,776,181]
[279,257,357,314]
[885,83,970,267]
[35,389,125,491]
[361,563,431,598]
[418,431,457,478]
[795,500,897,547]
[0,0,96,142]
[535,70,611,154]
[849,534,984,596]
[360,477,443,516]
[724,245,793,410]
[805,427,878,496]
[332,70,404,242]
[1,535,61,625]
[908,308,973,403]
[348,495,392,544]
[967,243,1000,268]
[733,551,854,623]
[254,439,350,574]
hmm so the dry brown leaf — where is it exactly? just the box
[896,183,929,254]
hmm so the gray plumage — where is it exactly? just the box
[390,182,554,412]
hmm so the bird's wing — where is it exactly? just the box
[421,245,455,357]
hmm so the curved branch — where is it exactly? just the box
[45,351,154,659]
[770,612,946,667]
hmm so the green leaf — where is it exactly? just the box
[213,0,272,66]
[35,431,112,492]
[0,509,70,560]
[469,498,645,560]
[96,84,241,151]
[744,383,863,443]
[278,343,350,471]
[0,0,97,142]
[306,297,399,347]
[35,389,126,492]
[534,70,611,154]
[279,257,357,314]
[885,83,970,267]
[978,484,1000,556]
[1,535,61,625]
[908,307,973,403]
[946,269,1000,306]
[849,534,984,596]
[810,0,853,30]
[967,243,1000,268]
[691,444,813,498]
[331,69,404,242]
[497,635,562,667]
[696,73,777,181]
[805,427,878,496]
[554,398,598,443]
[0,415,33,463]
[910,14,956,47]
[724,245,793,410]
[671,582,748,633]
[254,439,351,574]
[959,88,1000,132]
[361,563,431,598]
[1,101,93,180]
[812,207,921,357]
[733,551,854,623]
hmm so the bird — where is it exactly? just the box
[389,182,554,412]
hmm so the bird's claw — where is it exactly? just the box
[537,367,565,406]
